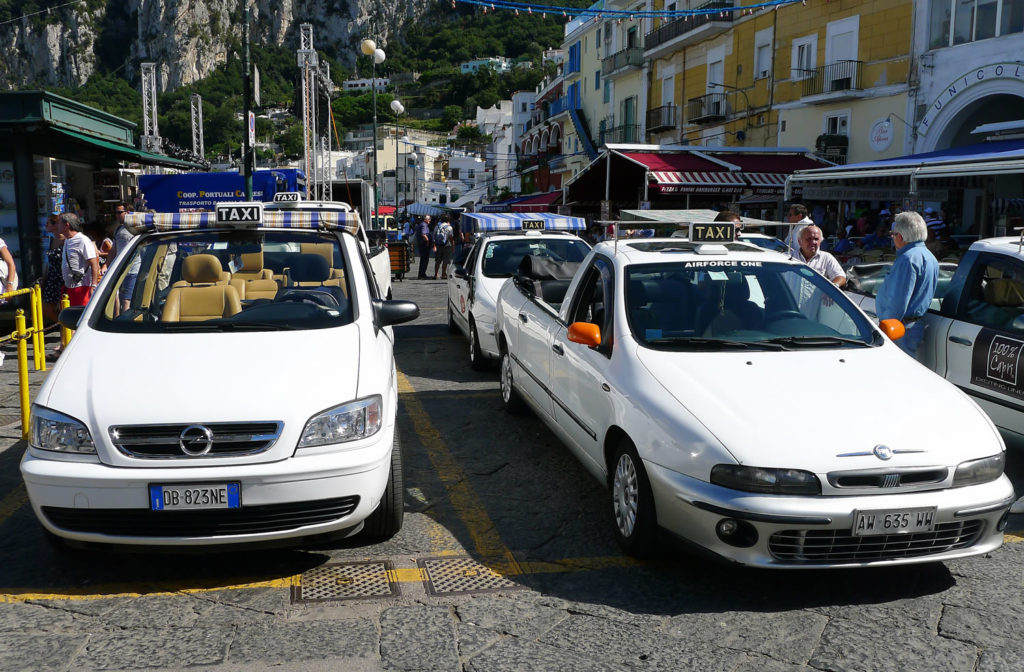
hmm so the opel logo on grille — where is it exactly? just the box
[873,445,894,461]
[179,425,214,456]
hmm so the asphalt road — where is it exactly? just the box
[0,274,1021,672]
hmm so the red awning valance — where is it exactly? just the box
[508,190,562,212]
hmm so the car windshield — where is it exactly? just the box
[626,261,879,349]
[93,229,354,333]
[481,237,590,277]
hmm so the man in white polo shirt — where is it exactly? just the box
[59,212,100,307]
[796,225,846,287]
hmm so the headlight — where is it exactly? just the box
[952,453,1005,487]
[30,406,96,454]
[710,465,821,495]
[298,396,382,449]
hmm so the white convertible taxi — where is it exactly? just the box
[448,212,591,369]
[495,223,1015,568]
[22,202,419,547]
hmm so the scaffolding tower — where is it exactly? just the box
[140,63,162,156]
[190,94,205,159]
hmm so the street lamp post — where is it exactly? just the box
[390,99,405,207]
[410,150,419,206]
[360,38,386,219]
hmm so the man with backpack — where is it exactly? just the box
[432,216,454,279]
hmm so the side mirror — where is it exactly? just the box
[373,299,420,327]
[568,321,601,347]
[879,318,906,341]
[58,306,85,331]
[453,266,469,280]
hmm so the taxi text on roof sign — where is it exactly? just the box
[691,223,737,243]
[521,219,544,230]
[217,201,263,226]
[273,192,301,203]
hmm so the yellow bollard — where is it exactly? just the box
[35,284,45,372]
[30,284,42,372]
[15,310,30,441]
[59,294,71,347]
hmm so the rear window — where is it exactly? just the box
[481,238,590,277]
[93,229,354,333]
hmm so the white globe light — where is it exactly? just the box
[390,100,404,114]
[373,48,386,64]
[360,39,376,55]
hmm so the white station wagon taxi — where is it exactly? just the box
[495,223,1015,567]
[448,212,591,369]
[22,202,419,547]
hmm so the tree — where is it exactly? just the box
[442,105,462,129]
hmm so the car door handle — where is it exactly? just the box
[949,336,973,346]
[519,313,528,324]
[552,343,564,356]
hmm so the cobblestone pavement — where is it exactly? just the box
[0,276,1020,672]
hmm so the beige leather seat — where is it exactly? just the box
[161,254,242,322]
[300,242,345,280]
[230,277,278,300]
[984,278,1024,307]
[233,251,274,281]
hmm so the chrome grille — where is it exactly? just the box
[827,467,948,490]
[768,520,984,564]
[109,422,283,458]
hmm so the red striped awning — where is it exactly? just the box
[508,190,562,212]
[649,170,746,194]
[744,172,788,192]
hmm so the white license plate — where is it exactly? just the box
[852,507,936,536]
[149,483,241,511]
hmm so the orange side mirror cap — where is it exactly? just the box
[568,321,601,347]
[879,318,906,341]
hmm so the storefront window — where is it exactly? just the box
[954,0,976,44]
[1002,0,1024,34]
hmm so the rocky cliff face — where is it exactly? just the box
[0,0,430,91]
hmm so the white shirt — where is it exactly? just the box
[785,217,815,252]
[61,233,98,288]
[799,248,846,282]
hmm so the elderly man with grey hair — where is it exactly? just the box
[875,211,939,357]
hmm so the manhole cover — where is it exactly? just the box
[418,556,522,596]
[292,561,399,603]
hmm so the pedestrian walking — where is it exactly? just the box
[416,215,433,279]
[432,217,454,279]
[0,232,18,300]
[111,204,140,311]
[59,212,100,307]
[41,213,64,323]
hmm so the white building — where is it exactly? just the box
[542,49,565,66]
[342,77,390,93]
[476,101,513,138]
[460,57,512,74]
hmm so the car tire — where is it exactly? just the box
[448,301,459,334]
[610,439,658,557]
[469,321,487,371]
[499,350,528,415]
[363,428,404,540]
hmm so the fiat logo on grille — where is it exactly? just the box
[179,425,214,456]
[873,445,894,461]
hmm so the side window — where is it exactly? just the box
[355,236,380,302]
[961,256,1024,332]
[569,258,615,354]
[464,242,480,272]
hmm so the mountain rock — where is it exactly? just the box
[0,0,430,91]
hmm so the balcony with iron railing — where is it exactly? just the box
[686,93,728,124]
[600,124,641,145]
[601,47,643,78]
[549,95,577,118]
[646,104,677,133]
[798,60,863,101]
[644,1,734,58]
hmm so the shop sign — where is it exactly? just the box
[657,185,744,195]
[869,119,893,152]
[801,186,948,201]
[920,62,1024,137]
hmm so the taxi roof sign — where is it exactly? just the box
[690,222,737,244]
[462,212,585,232]
[216,201,263,227]
[124,204,360,235]
[272,191,302,204]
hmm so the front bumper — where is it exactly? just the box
[20,425,395,546]
[646,462,1015,568]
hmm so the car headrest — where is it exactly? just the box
[299,242,335,267]
[290,253,331,283]
[240,251,264,272]
[984,278,1024,307]
[183,254,225,284]
[628,280,648,305]
[724,274,750,302]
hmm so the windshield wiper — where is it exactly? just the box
[646,337,788,351]
[762,335,872,348]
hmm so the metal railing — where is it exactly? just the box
[799,60,863,97]
[600,124,640,145]
[0,285,51,438]
[601,47,643,76]
[686,93,728,123]
[646,104,677,132]
[549,95,576,117]
[644,1,733,51]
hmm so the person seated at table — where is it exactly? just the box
[862,224,892,250]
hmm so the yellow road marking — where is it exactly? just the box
[1005,532,1024,543]
[0,577,296,603]
[398,370,521,575]
[0,483,27,526]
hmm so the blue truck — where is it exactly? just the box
[138,169,305,212]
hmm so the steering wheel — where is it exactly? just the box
[276,291,337,309]
[767,309,806,322]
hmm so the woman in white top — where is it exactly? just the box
[0,236,18,297]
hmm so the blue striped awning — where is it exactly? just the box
[462,212,585,232]
[125,209,361,234]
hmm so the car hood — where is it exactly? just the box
[39,326,361,466]
[635,343,1001,473]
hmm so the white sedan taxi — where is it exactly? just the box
[495,223,1015,568]
[448,212,591,369]
[22,202,419,548]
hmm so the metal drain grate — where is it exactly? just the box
[292,560,400,603]
[418,556,522,596]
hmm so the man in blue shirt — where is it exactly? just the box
[416,215,432,279]
[875,211,939,357]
